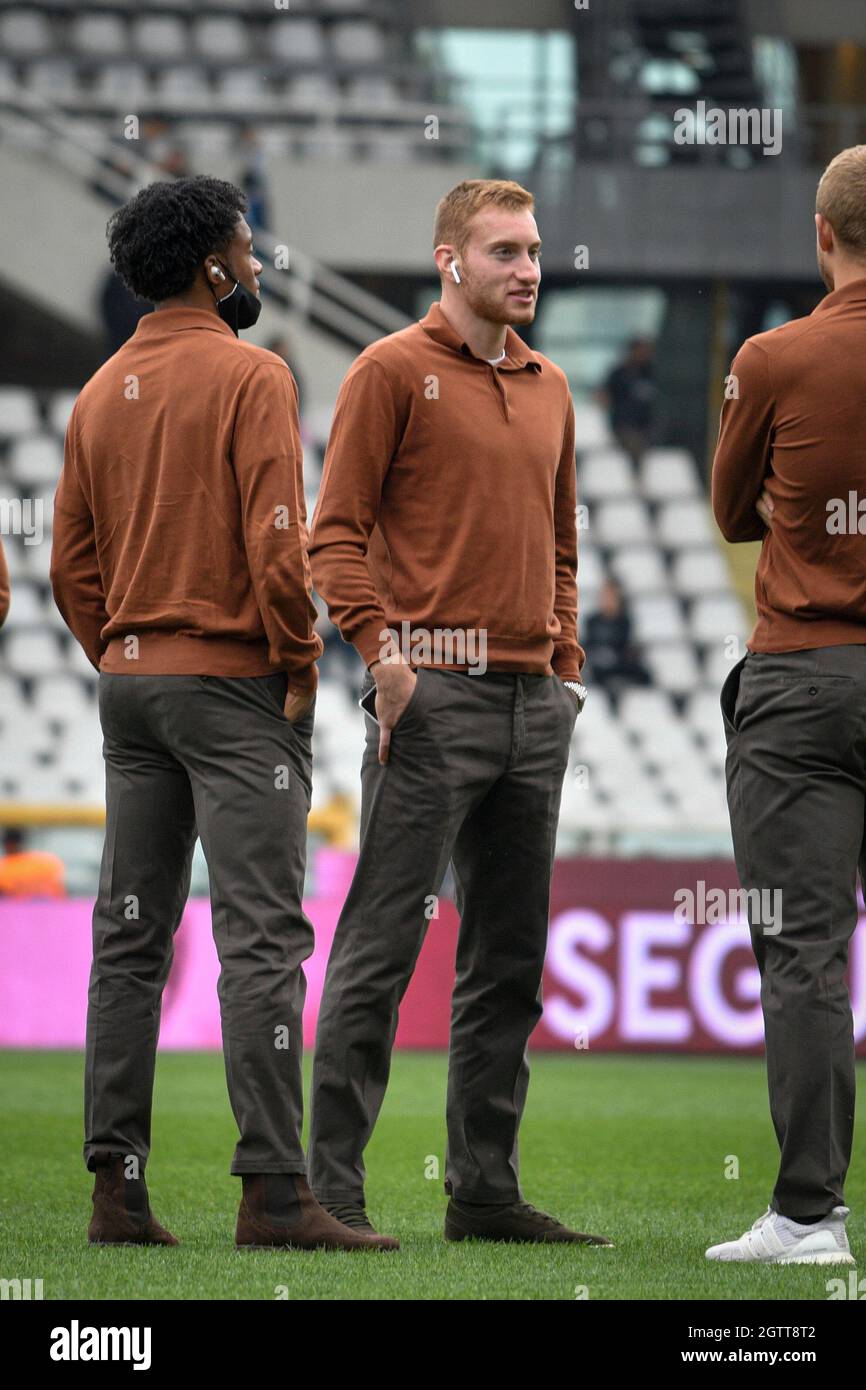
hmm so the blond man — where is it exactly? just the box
[308,180,611,1245]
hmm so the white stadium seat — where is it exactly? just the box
[0,708,53,759]
[286,74,341,111]
[631,593,687,643]
[668,776,731,830]
[25,59,79,98]
[216,69,271,108]
[156,65,212,101]
[0,674,31,732]
[193,17,251,61]
[268,18,326,65]
[686,688,727,741]
[254,128,294,158]
[1,766,73,801]
[656,498,715,549]
[577,543,604,595]
[345,76,401,111]
[704,645,745,688]
[3,630,66,679]
[594,498,652,548]
[641,716,701,766]
[364,132,417,162]
[618,686,677,735]
[577,447,634,501]
[689,594,749,646]
[609,544,669,595]
[65,641,99,683]
[642,641,701,695]
[571,403,611,450]
[0,387,41,438]
[182,122,237,159]
[70,13,128,58]
[0,9,53,58]
[31,675,95,727]
[130,16,190,60]
[93,64,153,103]
[638,447,699,500]
[298,125,358,160]
[313,677,355,726]
[331,21,387,65]
[8,434,62,488]
[573,751,640,789]
[608,789,679,831]
[31,486,55,536]
[54,727,106,779]
[21,539,52,583]
[573,682,612,723]
[672,546,731,597]
[1,581,43,630]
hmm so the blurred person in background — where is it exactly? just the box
[313,592,360,693]
[0,827,66,899]
[596,336,657,470]
[99,269,151,356]
[51,176,391,1254]
[140,119,191,181]
[708,145,866,1268]
[240,126,272,236]
[89,124,188,206]
[584,578,650,701]
[267,334,306,424]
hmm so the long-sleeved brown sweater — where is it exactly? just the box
[713,277,866,653]
[0,538,9,627]
[50,307,322,693]
[309,301,583,678]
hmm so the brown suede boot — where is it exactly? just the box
[235,1174,399,1251]
[88,1157,178,1246]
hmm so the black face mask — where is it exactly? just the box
[211,259,262,335]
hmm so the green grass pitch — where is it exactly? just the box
[1,1049,863,1301]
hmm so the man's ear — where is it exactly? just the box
[815,213,834,253]
[433,244,455,280]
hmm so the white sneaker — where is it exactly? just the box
[705,1206,855,1264]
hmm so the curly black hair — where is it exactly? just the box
[106,176,248,304]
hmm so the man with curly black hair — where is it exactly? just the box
[104,175,262,329]
[50,176,396,1254]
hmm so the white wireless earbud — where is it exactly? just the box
[450,262,461,284]
[212,267,225,281]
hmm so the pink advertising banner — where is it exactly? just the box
[1,852,865,1054]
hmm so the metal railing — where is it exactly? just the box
[0,85,412,349]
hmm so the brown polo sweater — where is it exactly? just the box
[0,538,9,627]
[309,301,583,678]
[50,307,322,693]
[713,278,866,653]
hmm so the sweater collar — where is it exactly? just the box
[812,277,866,316]
[132,306,238,338]
[418,300,542,371]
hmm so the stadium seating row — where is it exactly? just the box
[0,12,389,66]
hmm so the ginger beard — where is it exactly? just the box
[457,255,539,329]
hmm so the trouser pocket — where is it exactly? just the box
[720,654,747,737]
